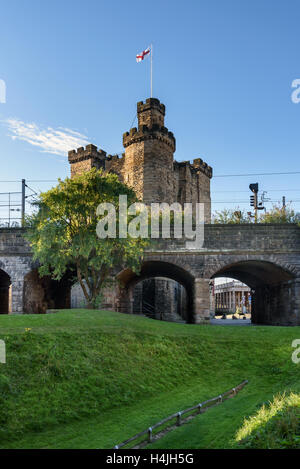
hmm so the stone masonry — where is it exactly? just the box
[68,98,212,222]
[0,224,300,324]
[68,97,212,321]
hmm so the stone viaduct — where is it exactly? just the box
[0,223,300,326]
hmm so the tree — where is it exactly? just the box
[212,208,250,224]
[259,203,300,224]
[25,169,149,309]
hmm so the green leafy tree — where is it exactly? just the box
[260,203,300,224]
[213,208,250,224]
[25,169,149,308]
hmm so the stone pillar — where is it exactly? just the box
[293,278,300,325]
[10,277,24,314]
[209,281,215,318]
[194,278,210,324]
[117,286,133,314]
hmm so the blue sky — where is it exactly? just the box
[0,0,300,221]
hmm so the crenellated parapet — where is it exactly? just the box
[123,124,176,151]
[175,158,213,178]
[68,144,107,177]
[68,144,106,165]
[137,98,165,128]
[106,153,125,162]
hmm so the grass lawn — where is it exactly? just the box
[0,309,299,449]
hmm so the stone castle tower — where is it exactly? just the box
[68,98,213,321]
[68,97,213,222]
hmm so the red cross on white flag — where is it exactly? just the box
[136,47,151,63]
[136,44,153,97]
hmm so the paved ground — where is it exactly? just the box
[210,318,252,326]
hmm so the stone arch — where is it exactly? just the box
[206,257,298,325]
[23,268,75,314]
[0,268,11,314]
[205,255,297,283]
[116,260,195,323]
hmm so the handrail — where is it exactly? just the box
[114,379,248,449]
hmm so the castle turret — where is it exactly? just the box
[137,98,166,128]
[68,144,106,178]
[67,97,212,222]
[123,98,176,203]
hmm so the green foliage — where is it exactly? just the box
[0,310,299,449]
[24,169,149,307]
[259,203,300,224]
[213,204,300,225]
[236,392,300,448]
[213,208,250,224]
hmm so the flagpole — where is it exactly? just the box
[150,44,153,98]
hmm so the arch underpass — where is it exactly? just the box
[117,260,195,323]
[210,260,297,325]
[23,268,74,313]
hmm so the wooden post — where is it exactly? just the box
[148,427,153,443]
[176,412,182,426]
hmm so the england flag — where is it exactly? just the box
[136,46,151,62]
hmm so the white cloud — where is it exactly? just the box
[2,118,90,156]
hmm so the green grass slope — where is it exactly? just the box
[0,309,299,449]
[236,392,300,449]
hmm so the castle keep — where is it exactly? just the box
[68,98,212,223]
[68,97,213,320]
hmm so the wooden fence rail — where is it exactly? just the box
[114,379,248,449]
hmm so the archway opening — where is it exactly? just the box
[24,269,74,313]
[0,269,12,314]
[214,277,252,322]
[117,261,195,323]
[211,260,295,325]
[132,277,188,323]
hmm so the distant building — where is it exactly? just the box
[214,280,251,315]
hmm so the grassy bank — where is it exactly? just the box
[0,309,299,449]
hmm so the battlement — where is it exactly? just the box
[68,144,107,177]
[192,158,213,178]
[106,153,125,162]
[175,158,213,178]
[68,144,107,164]
[137,97,166,128]
[137,98,165,116]
[123,124,175,151]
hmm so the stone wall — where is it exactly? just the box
[132,278,187,322]
[1,224,300,325]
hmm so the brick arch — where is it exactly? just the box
[117,259,195,290]
[23,268,75,314]
[116,259,195,323]
[205,255,299,325]
[204,255,297,285]
[0,261,11,278]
